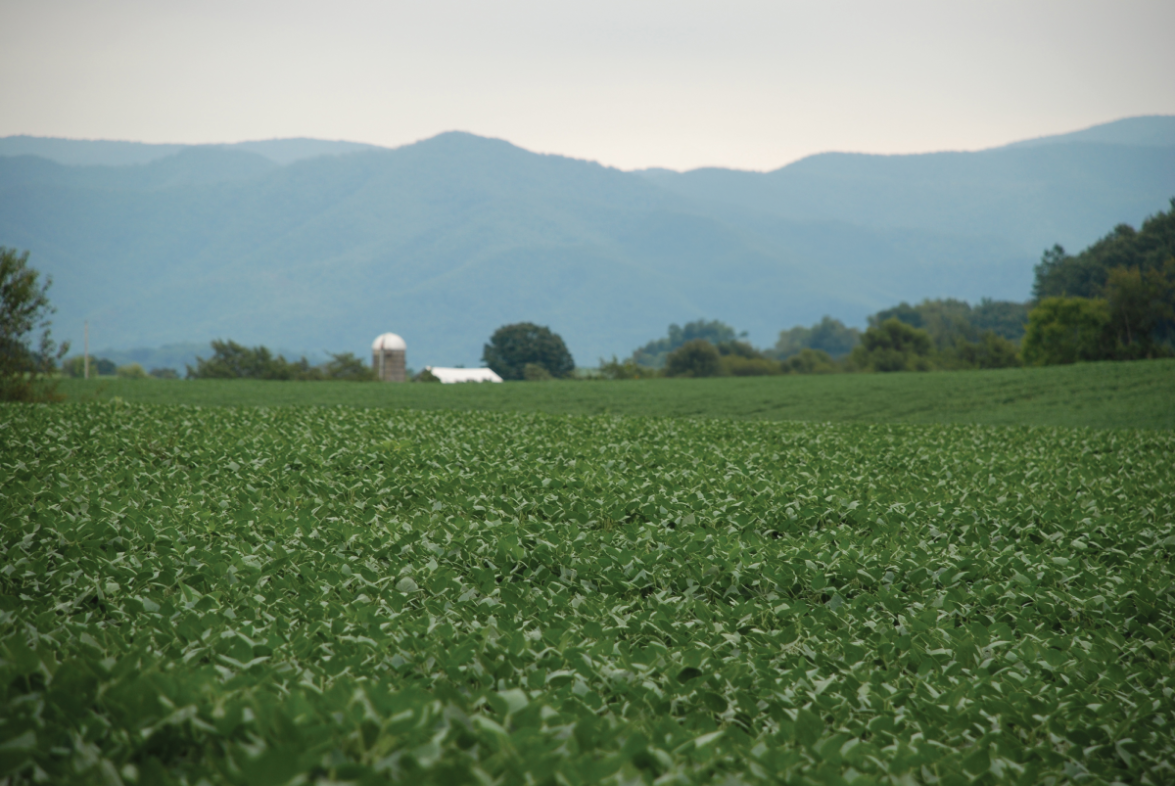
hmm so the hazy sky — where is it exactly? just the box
[2,0,1173,171]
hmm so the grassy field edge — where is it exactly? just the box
[50,358,1175,430]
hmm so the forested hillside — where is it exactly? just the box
[1,117,1172,366]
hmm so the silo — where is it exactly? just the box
[371,333,407,382]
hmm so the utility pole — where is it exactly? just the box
[84,322,89,380]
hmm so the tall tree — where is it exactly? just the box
[1033,199,1175,301]
[1,248,67,401]
[1021,297,1115,366]
[1104,262,1175,358]
[483,323,575,380]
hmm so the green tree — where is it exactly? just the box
[782,348,839,374]
[523,363,554,381]
[188,340,291,379]
[1,248,67,401]
[720,356,782,376]
[64,356,117,377]
[483,323,575,380]
[970,298,1031,343]
[1021,297,1115,366]
[1032,199,1175,301]
[597,355,659,380]
[321,352,377,381]
[664,339,722,377]
[774,316,860,360]
[631,319,738,368]
[871,299,974,349]
[849,318,935,372]
[186,340,338,380]
[949,331,1022,369]
[116,363,148,379]
[149,367,179,379]
[1104,262,1175,358]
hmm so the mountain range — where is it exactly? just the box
[1,116,1173,369]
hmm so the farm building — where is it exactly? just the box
[371,333,407,382]
[426,367,503,383]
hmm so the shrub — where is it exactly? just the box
[947,331,1022,369]
[523,362,554,381]
[720,355,782,376]
[783,348,839,374]
[321,352,377,382]
[665,339,722,377]
[116,363,148,379]
[597,356,659,380]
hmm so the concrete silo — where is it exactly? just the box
[372,333,407,382]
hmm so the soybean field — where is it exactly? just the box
[54,358,1175,431]
[2,402,1174,785]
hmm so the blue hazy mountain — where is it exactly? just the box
[0,135,379,167]
[1,118,1172,368]
[1003,115,1175,148]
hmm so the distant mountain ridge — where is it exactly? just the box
[1,117,1172,368]
[0,136,380,167]
[1001,115,1175,149]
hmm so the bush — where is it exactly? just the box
[116,363,148,379]
[414,368,441,382]
[597,356,659,380]
[321,352,377,382]
[186,341,377,381]
[782,348,839,374]
[188,340,296,379]
[720,355,782,376]
[62,356,116,378]
[149,367,180,379]
[947,332,1022,369]
[665,339,722,377]
[523,363,554,381]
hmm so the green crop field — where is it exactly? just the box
[3,402,1173,785]
[55,358,1175,430]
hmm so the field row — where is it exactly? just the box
[2,403,1173,784]
[53,357,1175,430]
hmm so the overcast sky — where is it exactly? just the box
[1,0,1173,171]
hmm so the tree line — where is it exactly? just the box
[3,199,1172,398]
[600,198,1175,378]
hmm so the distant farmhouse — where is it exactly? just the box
[426,367,503,384]
[371,332,503,383]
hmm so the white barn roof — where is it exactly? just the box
[372,333,406,351]
[427,367,503,384]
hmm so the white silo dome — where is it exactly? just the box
[372,333,407,351]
